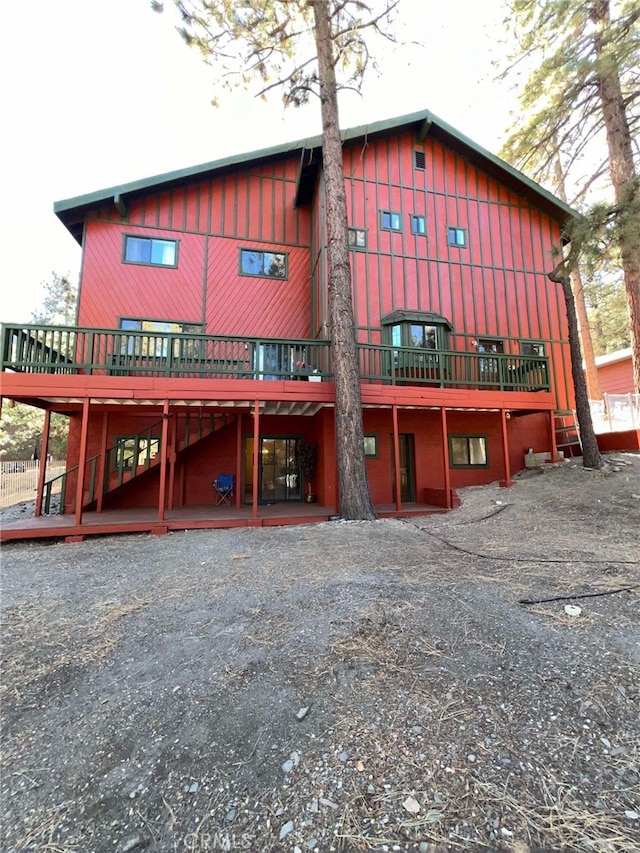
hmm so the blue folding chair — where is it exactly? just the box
[212,474,234,506]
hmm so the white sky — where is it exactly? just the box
[1,0,512,323]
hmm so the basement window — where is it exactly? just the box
[449,435,488,468]
[363,435,378,458]
[123,235,178,267]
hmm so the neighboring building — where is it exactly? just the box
[589,348,639,447]
[0,109,579,537]
[594,347,634,395]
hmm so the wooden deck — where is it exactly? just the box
[0,502,446,543]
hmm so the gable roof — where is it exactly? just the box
[54,108,577,244]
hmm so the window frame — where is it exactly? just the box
[118,317,204,358]
[410,215,426,235]
[239,248,288,280]
[449,434,489,469]
[363,435,378,458]
[447,227,467,248]
[112,434,161,472]
[386,321,448,351]
[122,235,179,268]
[380,210,403,232]
[520,340,546,357]
[348,227,367,250]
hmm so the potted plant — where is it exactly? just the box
[293,360,320,380]
[296,440,318,502]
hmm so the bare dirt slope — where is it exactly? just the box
[1,453,639,853]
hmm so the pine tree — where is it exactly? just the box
[498,0,640,394]
[31,272,78,325]
[152,0,400,520]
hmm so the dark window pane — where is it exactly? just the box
[125,237,151,263]
[450,438,468,466]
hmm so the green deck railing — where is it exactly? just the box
[1,323,550,392]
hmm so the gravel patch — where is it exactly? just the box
[1,453,639,852]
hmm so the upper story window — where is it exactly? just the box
[380,211,402,232]
[410,215,426,235]
[119,318,203,358]
[240,248,287,279]
[414,150,426,170]
[382,311,452,351]
[123,235,178,267]
[392,323,439,349]
[447,227,467,248]
[520,341,546,357]
[348,228,367,249]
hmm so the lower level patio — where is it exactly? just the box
[0,500,446,543]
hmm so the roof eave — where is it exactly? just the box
[54,108,578,243]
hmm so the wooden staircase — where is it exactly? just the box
[554,410,582,458]
[42,412,234,514]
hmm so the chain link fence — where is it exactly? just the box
[0,460,66,508]
[590,393,640,434]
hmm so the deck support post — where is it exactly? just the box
[167,413,177,511]
[252,400,260,518]
[74,397,90,526]
[235,413,243,508]
[158,399,170,522]
[500,409,515,486]
[95,411,109,513]
[440,407,452,509]
[549,410,560,461]
[392,405,402,511]
[34,407,52,517]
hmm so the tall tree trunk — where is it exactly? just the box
[549,268,603,469]
[572,265,603,400]
[591,0,640,393]
[553,154,603,401]
[312,0,376,520]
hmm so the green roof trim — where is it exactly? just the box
[54,108,577,244]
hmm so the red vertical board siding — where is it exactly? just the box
[185,185,200,233]
[73,126,572,411]
[209,182,224,234]
[375,139,390,184]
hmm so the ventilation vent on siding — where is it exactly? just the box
[414,150,426,170]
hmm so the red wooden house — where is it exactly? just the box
[1,109,578,540]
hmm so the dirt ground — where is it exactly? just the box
[1,453,639,853]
